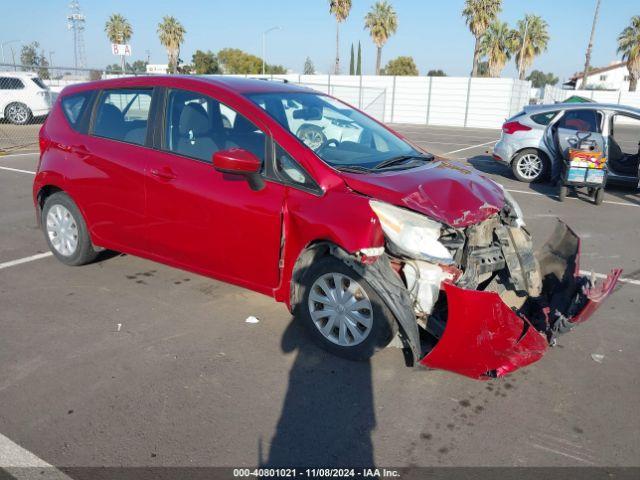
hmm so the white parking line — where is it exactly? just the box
[506,188,639,208]
[0,431,72,479]
[579,270,640,287]
[444,140,497,155]
[0,151,39,158]
[0,166,36,175]
[0,252,52,270]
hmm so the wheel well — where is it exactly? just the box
[37,185,63,212]
[289,241,335,314]
[511,147,551,166]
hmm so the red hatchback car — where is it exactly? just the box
[33,76,621,379]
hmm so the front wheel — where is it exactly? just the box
[5,102,32,125]
[299,256,396,361]
[512,149,547,183]
[594,187,604,205]
[558,184,568,202]
[42,192,98,266]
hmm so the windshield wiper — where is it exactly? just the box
[333,165,372,173]
[373,153,434,170]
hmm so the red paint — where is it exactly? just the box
[502,121,532,135]
[213,148,261,174]
[420,282,548,379]
[570,269,623,325]
[341,160,503,227]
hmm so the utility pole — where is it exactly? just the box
[49,51,55,78]
[580,0,602,89]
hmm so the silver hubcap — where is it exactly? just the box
[46,205,79,256]
[516,154,543,179]
[7,104,28,123]
[297,127,324,150]
[308,272,373,347]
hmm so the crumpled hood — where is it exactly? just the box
[340,160,505,227]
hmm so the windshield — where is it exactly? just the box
[246,92,422,169]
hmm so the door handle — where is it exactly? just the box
[150,167,177,180]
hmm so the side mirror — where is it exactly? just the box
[213,148,264,191]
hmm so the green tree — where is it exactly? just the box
[217,48,285,74]
[157,16,186,74]
[381,56,418,76]
[427,69,447,77]
[511,14,549,80]
[20,42,49,79]
[329,0,352,74]
[462,0,502,77]
[364,0,398,75]
[356,41,362,75]
[480,20,513,77]
[304,57,316,75]
[130,60,148,73]
[349,44,355,75]
[526,70,558,88]
[192,50,220,74]
[104,14,133,72]
[617,15,640,91]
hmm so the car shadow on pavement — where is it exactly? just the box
[263,317,376,467]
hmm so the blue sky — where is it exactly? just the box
[1,0,637,81]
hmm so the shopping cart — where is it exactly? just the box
[558,131,607,205]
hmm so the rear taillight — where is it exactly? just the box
[502,121,532,135]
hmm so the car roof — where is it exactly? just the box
[63,75,315,96]
[0,71,38,78]
[524,102,640,116]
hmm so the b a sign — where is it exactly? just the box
[111,44,132,56]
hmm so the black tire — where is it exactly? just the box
[594,187,604,205]
[41,192,98,266]
[298,256,397,361]
[511,149,548,183]
[4,102,32,125]
[558,184,568,202]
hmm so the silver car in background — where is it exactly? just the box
[492,103,640,187]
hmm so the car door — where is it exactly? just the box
[78,87,155,252]
[553,108,606,158]
[144,87,286,292]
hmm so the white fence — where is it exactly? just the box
[221,74,531,129]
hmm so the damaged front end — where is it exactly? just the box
[361,199,621,379]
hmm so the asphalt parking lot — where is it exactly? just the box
[0,125,639,472]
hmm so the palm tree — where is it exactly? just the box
[462,0,502,77]
[157,16,186,74]
[364,0,398,75]
[511,14,549,80]
[617,15,640,92]
[480,21,513,77]
[329,0,352,75]
[104,14,133,73]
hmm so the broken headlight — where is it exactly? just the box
[369,200,454,265]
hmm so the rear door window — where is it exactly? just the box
[557,109,602,133]
[0,77,25,90]
[92,88,153,146]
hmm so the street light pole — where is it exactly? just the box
[261,26,281,75]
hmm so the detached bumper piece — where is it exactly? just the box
[419,221,621,379]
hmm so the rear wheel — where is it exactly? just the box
[299,256,396,361]
[5,102,32,125]
[512,149,547,183]
[594,187,604,205]
[558,185,568,202]
[42,192,98,266]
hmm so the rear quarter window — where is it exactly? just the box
[61,91,93,132]
[531,111,558,125]
[0,77,25,90]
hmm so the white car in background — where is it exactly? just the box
[0,71,52,125]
